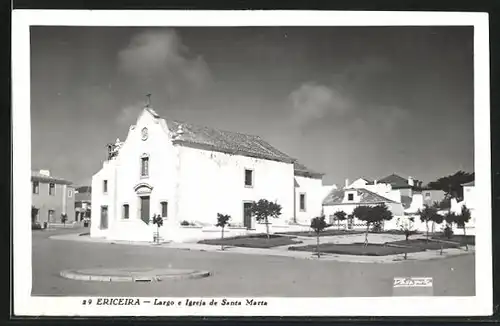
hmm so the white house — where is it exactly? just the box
[90,106,325,242]
[322,187,405,229]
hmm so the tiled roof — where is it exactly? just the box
[76,186,91,193]
[293,162,324,178]
[75,192,91,202]
[323,188,397,206]
[168,120,295,164]
[462,181,475,187]
[377,174,411,189]
[31,171,72,185]
[160,115,321,176]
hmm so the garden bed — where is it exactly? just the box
[198,233,302,248]
[288,242,422,256]
[388,239,461,250]
[277,229,366,237]
[431,234,475,246]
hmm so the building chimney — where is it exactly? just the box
[374,179,377,185]
[345,178,349,188]
[408,176,414,186]
[39,169,50,176]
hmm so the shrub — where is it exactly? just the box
[371,221,383,233]
[180,220,191,226]
[31,222,42,230]
[443,225,454,239]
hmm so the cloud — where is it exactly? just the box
[118,29,211,99]
[288,82,351,125]
[350,105,411,136]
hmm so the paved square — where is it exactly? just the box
[32,229,475,297]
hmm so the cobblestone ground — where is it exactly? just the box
[32,229,475,297]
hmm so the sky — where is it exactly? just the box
[30,26,474,187]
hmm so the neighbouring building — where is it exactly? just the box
[461,180,476,210]
[322,187,405,229]
[91,106,325,242]
[75,186,92,222]
[31,169,75,225]
[449,180,476,233]
[421,189,447,207]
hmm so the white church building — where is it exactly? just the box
[90,106,327,242]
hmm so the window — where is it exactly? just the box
[103,180,108,193]
[32,181,39,194]
[49,183,55,196]
[329,215,335,225]
[68,189,73,198]
[299,193,306,211]
[123,204,129,219]
[141,156,149,177]
[161,201,168,217]
[347,193,354,201]
[244,169,253,187]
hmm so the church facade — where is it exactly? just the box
[90,106,325,242]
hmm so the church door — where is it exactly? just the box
[243,202,253,229]
[140,196,150,224]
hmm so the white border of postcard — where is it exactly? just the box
[12,10,492,316]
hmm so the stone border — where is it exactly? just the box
[60,268,211,282]
[50,233,475,264]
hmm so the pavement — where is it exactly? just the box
[49,232,475,264]
[32,228,476,297]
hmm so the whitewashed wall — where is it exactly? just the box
[90,160,117,238]
[176,145,295,228]
[294,175,324,224]
[463,185,476,209]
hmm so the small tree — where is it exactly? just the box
[454,205,472,251]
[250,199,282,239]
[399,216,416,242]
[353,204,393,246]
[352,206,371,245]
[60,213,68,227]
[418,205,439,242]
[310,215,328,258]
[216,213,231,251]
[152,214,163,244]
[443,211,457,240]
[333,211,347,230]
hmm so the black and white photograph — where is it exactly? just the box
[12,10,492,316]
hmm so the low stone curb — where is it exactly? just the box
[50,233,474,264]
[60,268,211,282]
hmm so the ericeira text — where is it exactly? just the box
[94,298,141,305]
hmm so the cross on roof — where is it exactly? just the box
[146,93,152,107]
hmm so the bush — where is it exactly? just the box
[32,222,42,230]
[180,220,191,226]
[444,225,454,239]
[371,221,383,233]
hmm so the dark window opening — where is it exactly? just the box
[244,169,253,187]
[299,193,306,211]
[141,157,149,177]
[103,180,108,193]
[49,183,55,196]
[123,204,129,219]
[32,181,39,194]
[161,201,168,217]
[348,193,354,201]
